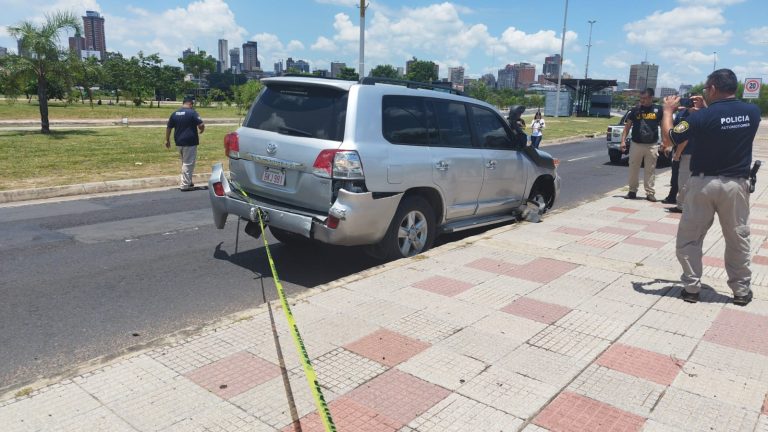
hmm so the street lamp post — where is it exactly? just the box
[554,0,569,118]
[358,0,369,82]
[584,20,596,79]
[713,51,717,71]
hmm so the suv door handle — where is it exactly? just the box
[485,160,497,169]
[435,160,449,171]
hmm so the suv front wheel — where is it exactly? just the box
[374,195,436,260]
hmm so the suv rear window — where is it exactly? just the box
[245,85,348,141]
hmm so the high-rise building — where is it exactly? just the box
[659,88,677,97]
[274,60,284,75]
[629,61,658,90]
[68,36,85,58]
[229,48,240,73]
[449,66,465,88]
[82,11,106,60]
[17,38,30,58]
[679,84,693,96]
[286,57,310,73]
[543,54,561,79]
[497,65,517,90]
[511,63,536,89]
[182,48,194,71]
[218,39,228,70]
[479,73,496,89]
[242,41,260,72]
[330,62,346,78]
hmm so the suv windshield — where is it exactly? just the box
[245,84,348,141]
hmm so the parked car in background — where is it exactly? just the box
[606,111,670,166]
[208,76,561,260]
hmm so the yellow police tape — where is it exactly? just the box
[231,181,337,432]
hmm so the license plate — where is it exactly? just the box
[261,168,285,186]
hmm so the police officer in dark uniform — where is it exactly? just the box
[661,69,761,306]
[165,96,205,191]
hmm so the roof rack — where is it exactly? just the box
[361,77,464,96]
[279,74,357,82]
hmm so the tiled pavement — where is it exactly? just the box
[2,126,768,431]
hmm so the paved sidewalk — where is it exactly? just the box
[2,127,768,431]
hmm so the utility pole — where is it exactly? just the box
[358,0,369,82]
[584,20,596,79]
[554,0,569,118]
[713,51,717,71]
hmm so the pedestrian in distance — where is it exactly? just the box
[621,88,664,202]
[530,110,545,149]
[165,96,205,191]
[661,68,761,306]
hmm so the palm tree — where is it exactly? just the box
[7,11,81,133]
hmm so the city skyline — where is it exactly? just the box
[1,0,766,89]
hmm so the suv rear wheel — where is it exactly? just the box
[374,196,435,260]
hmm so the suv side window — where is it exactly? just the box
[431,100,472,148]
[470,105,514,149]
[382,96,435,146]
[245,85,347,142]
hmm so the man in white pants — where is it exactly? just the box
[165,96,205,191]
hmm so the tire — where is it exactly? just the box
[269,226,312,246]
[374,196,436,260]
[608,149,622,164]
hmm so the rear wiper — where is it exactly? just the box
[277,126,313,137]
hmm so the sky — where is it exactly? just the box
[1,0,767,90]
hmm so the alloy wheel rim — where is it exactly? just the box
[397,210,427,256]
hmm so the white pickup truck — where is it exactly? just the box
[606,111,669,166]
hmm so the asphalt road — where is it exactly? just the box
[0,136,669,391]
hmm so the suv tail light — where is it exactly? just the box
[224,132,240,158]
[312,150,364,179]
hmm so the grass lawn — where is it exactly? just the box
[0,100,243,120]
[0,116,618,191]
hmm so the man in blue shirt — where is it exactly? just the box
[661,69,761,306]
[165,96,205,191]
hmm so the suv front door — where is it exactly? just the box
[469,105,528,216]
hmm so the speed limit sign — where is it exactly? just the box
[744,78,761,99]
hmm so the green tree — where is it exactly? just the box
[337,67,359,81]
[207,71,247,96]
[70,54,104,106]
[6,11,81,133]
[154,65,184,102]
[467,81,491,102]
[233,80,263,114]
[178,50,216,96]
[369,64,399,79]
[405,57,437,83]
[102,52,130,104]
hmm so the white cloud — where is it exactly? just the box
[314,0,357,6]
[624,6,731,48]
[604,58,629,69]
[311,36,338,51]
[677,0,745,5]
[745,26,768,45]
[730,48,748,55]
[287,40,305,51]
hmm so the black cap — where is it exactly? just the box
[182,95,195,103]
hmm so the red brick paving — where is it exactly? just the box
[501,297,572,325]
[753,218,768,225]
[344,328,430,367]
[534,391,646,432]
[283,398,400,432]
[344,369,450,427]
[466,257,519,275]
[643,223,678,236]
[607,207,639,214]
[665,212,682,220]
[702,256,726,268]
[577,238,617,249]
[504,258,579,284]
[753,228,768,236]
[599,226,638,236]
[555,226,593,236]
[763,393,768,414]
[413,275,474,297]
[184,351,280,399]
[754,255,768,266]
[753,203,768,209]
[703,309,768,357]
[622,217,654,226]
[595,343,683,386]
[623,236,667,249]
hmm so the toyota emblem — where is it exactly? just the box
[266,142,277,155]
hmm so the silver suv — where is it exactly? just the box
[208,76,560,260]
